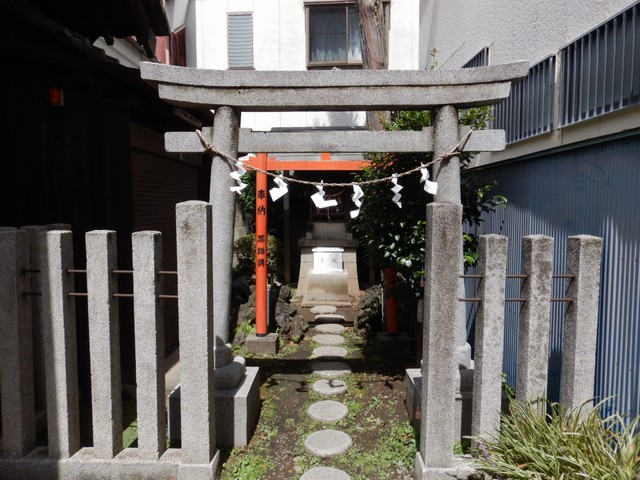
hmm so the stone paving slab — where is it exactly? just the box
[304,429,352,458]
[307,400,348,423]
[314,313,347,323]
[310,305,338,314]
[315,323,346,334]
[312,334,346,346]
[311,361,351,378]
[312,346,348,359]
[312,378,348,395]
[301,466,351,480]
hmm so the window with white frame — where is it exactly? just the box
[306,1,389,69]
[228,13,253,69]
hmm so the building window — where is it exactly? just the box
[308,4,362,67]
[228,13,253,69]
[462,47,489,69]
[494,56,556,143]
[560,2,640,126]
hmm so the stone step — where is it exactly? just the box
[312,334,345,346]
[315,323,346,334]
[311,361,352,378]
[310,305,338,315]
[312,346,348,359]
[314,313,347,324]
[312,378,348,395]
[307,400,348,423]
[304,429,352,458]
[301,467,351,480]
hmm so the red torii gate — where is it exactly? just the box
[246,152,372,336]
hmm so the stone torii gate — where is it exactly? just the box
[141,61,527,479]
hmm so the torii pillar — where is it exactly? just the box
[209,106,239,350]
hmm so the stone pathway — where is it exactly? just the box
[302,305,354,480]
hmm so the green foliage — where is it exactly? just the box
[233,233,281,279]
[501,372,516,400]
[472,398,640,480]
[454,438,471,455]
[375,421,418,470]
[221,396,279,479]
[348,108,506,300]
[234,317,255,338]
[222,452,276,480]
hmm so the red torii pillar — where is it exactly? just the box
[255,153,269,336]
[385,267,399,335]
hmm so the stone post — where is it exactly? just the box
[20,225,47,412]
[133,231,166,459]
[176,201,219,478]
[210,106,239,347]
[560,235,603,409]
[471,235,508,444]
[86,230,123,459]
[432,106,461,204]
[432,105,471,370]
[516,235,553,402]
[40,230,80,458]
[416,203,462,477]
[0,230,36,457]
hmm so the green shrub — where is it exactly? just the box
[471,398,640,480]
[233,233,280,279]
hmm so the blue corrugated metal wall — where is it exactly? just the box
[465,133,640,420]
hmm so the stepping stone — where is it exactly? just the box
[315,323,345,334]
[315,314,347,323]
[304,429,352,458]
[307,400,348,423]
[312,334,345,346]
[312,346,347,359]
[310,305,337,314]
[312,361,351,378]
[312,378,348,395]
[301,467,351,480]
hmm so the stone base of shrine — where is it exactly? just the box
[167,367,260,448]
[414,453,479,480]
[404,367,474,439]
[245,333,279,356]
[296,237,360,305]
[302,271,351,307]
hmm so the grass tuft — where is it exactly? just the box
[471,398,640,480]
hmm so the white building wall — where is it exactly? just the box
[421,0,634,69]
[185,0,421,132]
[388,0,421,69]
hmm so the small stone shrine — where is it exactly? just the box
[296,222,359,306]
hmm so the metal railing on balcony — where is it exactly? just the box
[560,2,640,126]
[494,56,555,143]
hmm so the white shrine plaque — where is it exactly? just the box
[312,247,344,273]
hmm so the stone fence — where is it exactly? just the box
[0,201,603,480]
[412,203,603,480]
[0,201,221,480]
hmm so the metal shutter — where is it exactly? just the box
[228,13,253,69]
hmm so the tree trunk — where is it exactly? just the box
[355,0,389,131]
